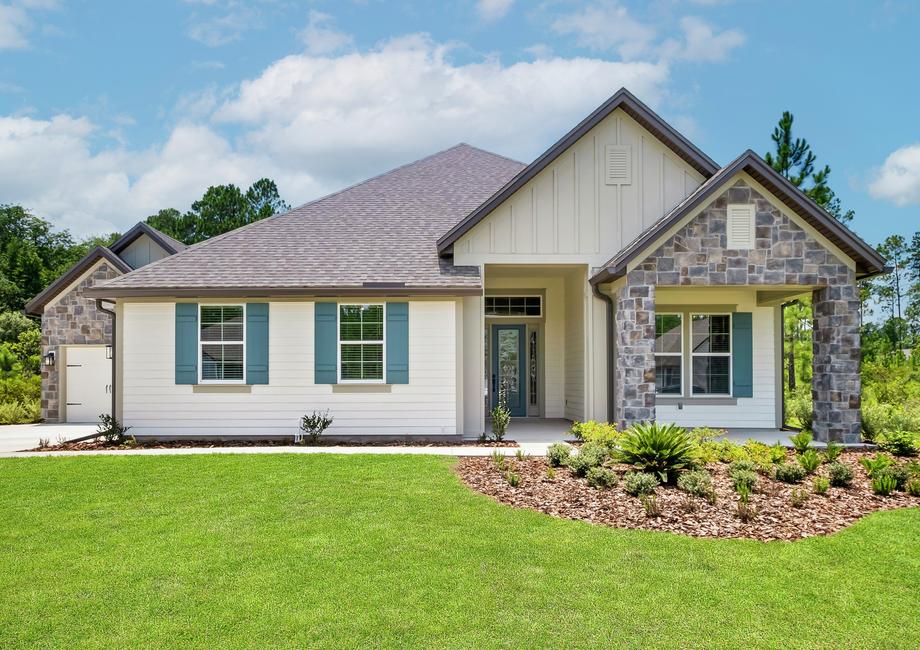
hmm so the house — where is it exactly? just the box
[25,222,186,422]
[29,89,886,443]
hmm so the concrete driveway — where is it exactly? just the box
[0,423,98,453]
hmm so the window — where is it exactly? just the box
[200,305,245,383]
[654,314,683,395]
[691,314,731,395]
[339,304,384,382]
[485,296,542,317]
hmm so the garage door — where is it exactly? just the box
[65,346,112,423]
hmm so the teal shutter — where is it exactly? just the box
[315,302,338,384]
[246,303,269,385]
[732,312,753,398]
[386,302,409,384]
[175,303,198,385]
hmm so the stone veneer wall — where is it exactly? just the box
[41,262,120,422]
[614,179,861,441]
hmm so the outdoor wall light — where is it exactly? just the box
[43,351,55,367]
[105,345,113,359]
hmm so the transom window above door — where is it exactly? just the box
[485,296,542,317]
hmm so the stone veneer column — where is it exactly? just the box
[811,278,861,443]
[614,271,656,429]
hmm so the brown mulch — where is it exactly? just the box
[32,437,518,452]
[456,451,919,542]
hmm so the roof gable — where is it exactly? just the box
[109,222,186,257]
[590,150,887,283]
[24,247,132,315]
[437,88,719,252]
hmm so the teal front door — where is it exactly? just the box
[491,324,526,417]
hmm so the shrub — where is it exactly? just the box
[789,430,813,454]
[735,484,758,522]
[298,409,333,444]
[872,473,897,496]
[790,488,809,508]
[0,310,36,344]
[876,465,909,491]
[775,462,806,484]
[906,477,920,497]
[490,390,511,441]
[545,465,556,480]
[515,448,526,461]
[731,469,758,493]
[728,459,757,475]
[861,398,920,443]
[813,476,830,495]
[770,443,788,464]
[623,471,659,496]
[546,442,572,467]
[859,453,894,479]
[97,413,130,445]
[640,494,661,517]
[0,373,40,404]
[586,466,618,489]
[491,449,506,471]
[571,421,620,448]
[0,399,40,425]
[797,449,821,474]
[741,440,774,469]
[677,469,714,499]
[505,471,521,487]
[822,440,843,463]
[786,386,813,430]
[566,442,608,477]
[876,430,919,457]
[616,422,696,483]
[827,462,854,487]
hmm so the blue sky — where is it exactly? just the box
[1,0,919,247]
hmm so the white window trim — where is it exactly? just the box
[654,312,683,397]
[690,312,732,397]
[337,303,387,384]
[484,295,543,318]
[198,303,247,385]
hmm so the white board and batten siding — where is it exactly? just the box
[655,292,778,429]
[452,107,705,267]
[118,233,171,269]
[121,300,457,437]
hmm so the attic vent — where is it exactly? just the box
[604,145,632,185]
[726,203,755,249]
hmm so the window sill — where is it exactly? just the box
[657,396,737,406]
[193,384,252,394]
[333,384,392,394]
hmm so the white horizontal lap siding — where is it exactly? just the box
[655,305,775,429]
[121,301,457,436]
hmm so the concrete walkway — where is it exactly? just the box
[0,422,98,453]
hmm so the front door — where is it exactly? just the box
[491,324,526,417]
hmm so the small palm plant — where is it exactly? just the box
[616,422,696,484]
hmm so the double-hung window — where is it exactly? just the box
[200,305,245,383]
[339,304,385,382]
[654,314,683,395]
[691,314,731,395]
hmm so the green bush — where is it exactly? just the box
[570,421,620,448]
[490,391,511,441]
[677,469,714,499]
[822,440,843,463]
[0,311,36,344]
[616,422,696,483]
[875,430,919,457]
[623,471,659,496]
[785,387,813,430]
[790,488,809,508]
[728,459,757,475]
[505,471,521,488]
[789,430,813,454]
[566,442,608,477]
[546,442,572,467]
[770,443,787,464]
[861,399,920,443]
[859,453,894,479]
[0,373,40,404]
[876,465,909,491]
[731,469,758,493]
[813,476,830,495]
[0,399,40,424]
[775,463,807,484]
[871,473,897,496]
[906,477,920,497]
[586,466,618,489]
[797,449,821,474]
[827,462,854,487]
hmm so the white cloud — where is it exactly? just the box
[551,2,656,59]
[298,10,353,55]
[661,16,745,63]
[869,144,920,206]
[186,3,260,47]
[0,3,32,49]
[0,34,677,236]
[476,0,514,22]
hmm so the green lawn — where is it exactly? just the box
[1,455,918,649]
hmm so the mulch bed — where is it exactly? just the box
[31,437,518,451]
[456,451,920,542]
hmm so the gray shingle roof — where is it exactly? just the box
[94,144,525,295]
